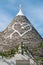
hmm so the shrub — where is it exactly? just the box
[35,57,40,61]
[16,45,19,52]
[33,48,37,52]
[40,63,43,65]
[0,48,15,58]
[40,43,43,48]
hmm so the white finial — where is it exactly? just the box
[16,4,24,16]
[19,4,22,10]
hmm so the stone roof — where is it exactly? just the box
[0,14,43,64]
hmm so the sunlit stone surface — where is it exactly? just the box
[0,56,37,65]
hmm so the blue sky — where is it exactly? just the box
[0,0,43,37]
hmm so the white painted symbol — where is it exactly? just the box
[7,23,32,39]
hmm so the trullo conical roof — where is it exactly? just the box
[0,5,43,63]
